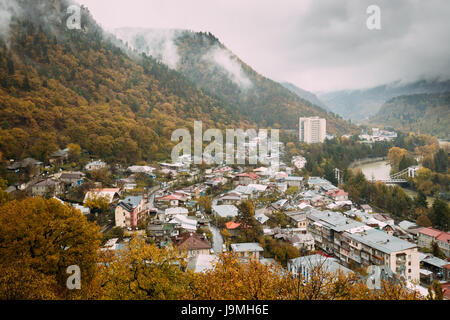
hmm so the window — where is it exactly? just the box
[408,269,411,273]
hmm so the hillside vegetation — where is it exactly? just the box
[115,28,357,134]
[320,79,450,122]
[369,92,450,139]
[0,1,251,164]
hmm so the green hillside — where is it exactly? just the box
[369,92,450,139]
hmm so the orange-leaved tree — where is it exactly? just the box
[0,197,102,299]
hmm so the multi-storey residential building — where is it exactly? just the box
[347,229,419,282]
[115,196,147,228]
[418,227,450,258]
[299,117,326,144]
[307,209,419,282]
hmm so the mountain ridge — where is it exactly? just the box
[319,79,450,122]
[114,27,357,134]
[281,81,329,112]
[368,92,450,139]
[0,0,253,164]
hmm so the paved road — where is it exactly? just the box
[209,224,224,253]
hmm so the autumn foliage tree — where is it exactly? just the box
[0,197,102,299]
[84,195,110,215]
[99,237,190,299]
[388,147,409,173]
[186,253,292,300]
[197,195,212,214]
[185,252,423,300]
[236,200,262,242]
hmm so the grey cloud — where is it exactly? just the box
[77,0,450,92]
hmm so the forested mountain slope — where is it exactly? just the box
[115,28,356,134]
[0,0,252,164]
[281,81,329,112]
[319,79,450,122]
[369,92,450,139]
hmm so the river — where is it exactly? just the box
[352,159,440,207]
[353,159,391,182]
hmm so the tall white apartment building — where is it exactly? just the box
[299,117,326,143]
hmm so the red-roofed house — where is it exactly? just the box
[214,166,233,175]
[225,221,241,236]
[235,173,260,185]
[326,189,349,201]
[155,194,187,207]
[418,227,450,258]
[225,221,241,230]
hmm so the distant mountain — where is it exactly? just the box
[319,79,450,122]
[114,28,357,135]
[369,92,450,139]
[281,82,329,112]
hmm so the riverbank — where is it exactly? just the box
[348,156,388,169]
[351,158,391,181]
[401,188,445,208]
[352,159,449,207]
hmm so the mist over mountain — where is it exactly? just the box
[319,79,450,122]
[114,27,357,134]
[281,82,329,112]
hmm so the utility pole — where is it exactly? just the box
[334,168,343,185]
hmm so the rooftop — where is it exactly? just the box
[165,207,189,215]
[255,213,269,224]
[235,173,260,180]
[308,210,365,232]
[230,242,264,253]
[119,196,142,209]
[308,177,333,185]
[289,254,354,275]
[419,227,449,239]
[285,176,304,181]
[421,255,449,268]
[186,254,218,273]
[212,205,238,218]
[225,221,241,230]
[349,228,416,254]
[172,232,211,251]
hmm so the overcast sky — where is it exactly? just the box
[76,0,450,92]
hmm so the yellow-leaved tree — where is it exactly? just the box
[99,237,191,300]
[0,197,102,299]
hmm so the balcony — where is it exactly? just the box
[350,252,361,263]
[361,252,369,260]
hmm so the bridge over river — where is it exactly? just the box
[374,166,419,184]
[350,159,420,185]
